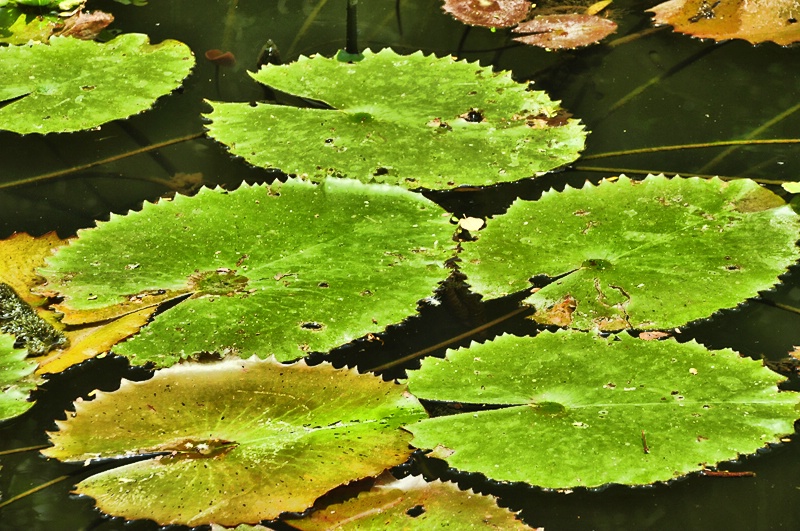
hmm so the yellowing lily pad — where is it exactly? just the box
[43,357,426,526]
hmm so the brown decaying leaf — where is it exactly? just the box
[442,0,532,28]
[513,14,618,49]
[56,10,114,40]
[541,294,577,326]
[648,0,800,46]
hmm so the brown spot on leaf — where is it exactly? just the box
[541,294,576,326]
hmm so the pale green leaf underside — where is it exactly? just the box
[461,175,800,330]
[0,34,194,134]
[204,49,586,190]
[406,331,800,488]
[43,357,426,526]
[0,332,38,421]
[40,178,454,365]
[292,476,530,530]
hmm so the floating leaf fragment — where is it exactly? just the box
[406,331,800,488]
[205,49,586,190]
[649,0,800,45]
[461,175,800,331]
[442,0,531,28]
[43,357,426,526]
[513,14,617,49]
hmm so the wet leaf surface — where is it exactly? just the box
[40,179,455,366]
[205,49,585,190]
[406,331,800,488]
[0,33,194,134]
[43,357,426,526]
[461,175,800,330]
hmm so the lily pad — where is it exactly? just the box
[204,49,586,190]
[649,0,800,46]
[293,475,532,530]
[42,357,426,526]
[442,0,532,28]
[460,175,800,330]
[0,332,38,421]
[39,178,455,366]
[512,14,618,50]
[0,33,194,134]
[406,331,800,488]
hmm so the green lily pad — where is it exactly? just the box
[461,175,800,330]
[39,178,455,366]
[292,475,531,530]
[42,357,426,526]
[0,33,194,134]
[0,332,38,421]
[204,49,586,190]
[406,331,800,488]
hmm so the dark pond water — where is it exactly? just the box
[1,0,800,529]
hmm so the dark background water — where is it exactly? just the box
[1,0,800,529]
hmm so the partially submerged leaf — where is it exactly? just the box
[461,175,800,330]
[513,14,618,50]
[40,179,455,366]
[406,331,800,488]
[205,49,586,190]
[43,357,426,526]
[442,0,531,28]
[293,475,532,530]
[0,33,194,134]
[649,0,800,45]
[0,332,39,421]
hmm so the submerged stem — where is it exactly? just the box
[0,132,204,191]
[698,102,800,174]
[581,139,800,160]
[599,43,724,121]
[370,305,531,372]
[0,475,71,510]
[286,0,329,59]
[0,444,49,456]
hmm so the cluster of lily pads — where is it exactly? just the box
[2,4,800,530]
